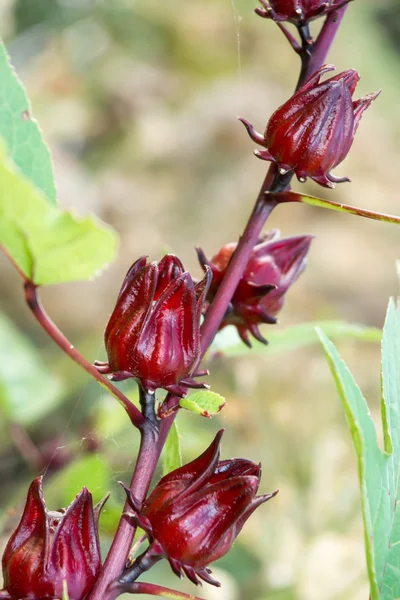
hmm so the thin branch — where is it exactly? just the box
[276,22,302,54]
[23,281,144,430]
[119,544,162,585]
[116,581,206,600]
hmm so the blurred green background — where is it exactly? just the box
[0,0,400,598]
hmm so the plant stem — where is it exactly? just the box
[199,178,278,351]
[119,544,163,585]
[117,581,206,600]
[24,281,144,430]
[305,4,349,81]
[296,23,313,87]
[200,3,349,350]
[88,391,161,600]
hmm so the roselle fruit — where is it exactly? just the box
[240,65,380,188]
[96,254,211,395]
[197,231,313,345]
[1,478,104,600]
[125,431,277,587]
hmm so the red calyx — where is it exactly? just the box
[240,64,380,188]
[122,431,277,588]
[1,477,106,600]
[96,254,211,395]
[197,230,313,346]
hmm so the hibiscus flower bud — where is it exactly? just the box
[96,255,211,395]
[240,65,380,188]
[197,230,313,346]
[256,0,351,24]
[1,478,105,600]
[123,431,277,587]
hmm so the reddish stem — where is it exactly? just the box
[117,581,205,600]
[89,402,161,600]
[305,5,350,81]
[24,282,144,430]
[199,174,279,351]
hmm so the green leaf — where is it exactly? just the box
[163,421,182,476]
[317,298,400,600]
[180,390,226,418]
[0,141,118,284]
[0,41,56,204]
[0,312,63,425]
[275,191,400,226]
[212,320,381,358]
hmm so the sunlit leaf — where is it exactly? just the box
[0,41,56,204]
[0,141,118,285]
[318,298,400,600]
[180,390,226,418]
[163,422,182,476]
[0,312,63,425]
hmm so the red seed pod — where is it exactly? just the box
[197,230,313,346]
[126,431,277,587]
[256,0,351,24]
[96,255,211,395]
[240,65,380,188]
[1,478,105,600]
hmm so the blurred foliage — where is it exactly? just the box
[0,1,399,600]
[0,311,63,426]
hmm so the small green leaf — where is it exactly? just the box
[180,390,226,418]
[275,190,400,226]
[317,298,400,600]
[212,320,381,357]
[0,312,63,425]
[0,141,118,285]
[163,421,182,476]
[0,41,56,204]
